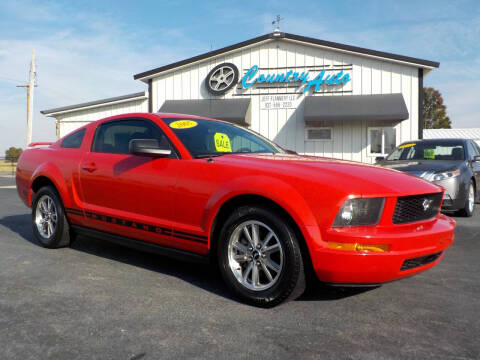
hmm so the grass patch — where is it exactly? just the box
[0,160,17,172]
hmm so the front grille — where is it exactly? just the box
[392,193,442,224]
[400,252,443,271]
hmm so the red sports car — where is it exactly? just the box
[16,113,455,306]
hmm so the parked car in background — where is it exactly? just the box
[16,113,455,306]
[376,139,480,216]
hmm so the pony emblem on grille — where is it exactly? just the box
[422,198,434,211]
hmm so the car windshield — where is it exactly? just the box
[162,118,284,158]
[386,141,465,161]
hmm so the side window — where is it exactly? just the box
[475,142,480,155]
[62,129,86,149]
[467,141,479,159]
[92,119,170,154]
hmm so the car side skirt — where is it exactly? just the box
[71,225,210,264]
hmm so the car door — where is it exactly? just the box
[78,118,182,249]
[468,140,480,188]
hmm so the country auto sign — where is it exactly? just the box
[241,65,351,93]
[205,62,351,95]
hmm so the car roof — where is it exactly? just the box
[153,112,217,120]
[90,112,224,127]
[401,138,467,144]
[153,112,243,128]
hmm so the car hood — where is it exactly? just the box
[376,159,461,177]
[215,153,442,197]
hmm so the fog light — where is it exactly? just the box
[328,242,389,252]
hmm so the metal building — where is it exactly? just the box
[423,128,480,147]
[41,32,439,163]
[41,92,148,138]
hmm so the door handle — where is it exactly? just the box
[81,162,97,173]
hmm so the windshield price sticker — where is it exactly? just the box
[424,149,435,159]
[214,132,232,152]
[399,143,416,149]
[170,120,198,129]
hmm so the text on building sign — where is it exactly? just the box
[241,65,351,93]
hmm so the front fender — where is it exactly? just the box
[203,175,324,252]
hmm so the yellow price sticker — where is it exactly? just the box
[424,149,435,159]
[170,120,198,129]
[214,132,232,152]
[399,143,416,149]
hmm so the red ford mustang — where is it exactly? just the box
[16,113,455,306]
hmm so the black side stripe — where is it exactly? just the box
[65,207,83,216]
[66,208,208,244]
[172,234,207,244]
[173,230,208,240]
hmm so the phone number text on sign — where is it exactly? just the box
[260,95,296,110]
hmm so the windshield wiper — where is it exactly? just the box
[194,154,225,159]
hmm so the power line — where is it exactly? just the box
[0,75,25,84]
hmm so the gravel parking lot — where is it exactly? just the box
[0,176,479,360]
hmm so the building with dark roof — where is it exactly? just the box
[42,31,439,162]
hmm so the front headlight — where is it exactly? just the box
[428,169,460,182]
[333,198,385,227]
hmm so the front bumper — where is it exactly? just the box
[430,177,464,211]
[312,214,455,284]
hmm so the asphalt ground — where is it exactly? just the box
[0,177,479,360]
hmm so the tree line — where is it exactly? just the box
[423,87,451,129]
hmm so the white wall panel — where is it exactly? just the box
[50,37,423,163]
[59,121,91,138]
[56,98,148,138]
[149,39,421,163]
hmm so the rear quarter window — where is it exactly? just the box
[61,129,86,149]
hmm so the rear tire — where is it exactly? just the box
[31,186,72,248]
[457,180,475,217]
[217,205,305,307]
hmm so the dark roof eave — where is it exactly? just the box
[133,32,439,81]
[284,33,440,69]
[41,91,147,115]
[133,33,272,80]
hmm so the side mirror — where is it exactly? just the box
[129,139,172,157]
[285,149,297,155]
[375,156,385,162]
[474,155,480,162]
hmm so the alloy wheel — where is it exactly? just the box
[468,184,475,213]
[35,195,58,238]
[227,220,284,291]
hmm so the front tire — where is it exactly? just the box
[217,205,305,307]
[457,180,475,217]
[32,186,72,248]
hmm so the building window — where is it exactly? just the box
[368,126,396,156]
[305,127,332,141]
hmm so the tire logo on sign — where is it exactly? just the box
[205,63,239,95]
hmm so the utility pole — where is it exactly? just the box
[17,50,36,147]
